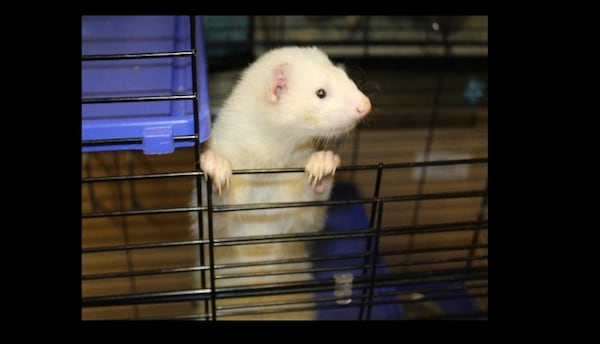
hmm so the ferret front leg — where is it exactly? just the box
[305,150,341,194]
[200,149,232,196]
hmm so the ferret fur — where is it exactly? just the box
[189,46,371,320]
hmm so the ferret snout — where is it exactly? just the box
[356,96,372,119]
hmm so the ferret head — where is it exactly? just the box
[238,46,371,140]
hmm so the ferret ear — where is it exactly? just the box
[336,63,346,71]
[270,63,288,103]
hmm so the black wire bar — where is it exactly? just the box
[83,218,487,254]
[81,158,488,183]
[82,254,485,284]
[83,248,487,301]
[83,51,194,61]
[83,245,487,282]
[82,189,486,218]
[82,135,198,149]
[82,94,196,104]
[83,266,486,307]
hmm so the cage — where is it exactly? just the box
[82,15,488,320]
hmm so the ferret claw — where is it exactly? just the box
[200,149,232,196]
[311,174,321,187]
[305,150,341,188]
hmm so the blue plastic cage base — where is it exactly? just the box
[82,16,211,154]
[315,182,480,320]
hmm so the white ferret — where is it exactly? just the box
[189,46,371,320]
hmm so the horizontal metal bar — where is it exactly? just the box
[82,221,487,254]
[216,291,489,319]
[82,238,206,254]
[216,262,365,281]
[78,228,356,254]
[82,51,194,61]
[382,254,487,270]
[380,243,488,257]
[212,226,372,246]
[213,219,486,246]
[82,171,201,184]
[380,220,487,236]
[80,158,488,183]
[213,282,479,313]
[381,189,486,203]
[135,313,212,321]
[82,267,487,308]
[81,199,371,218]
[369,282,487,301]
[215,267,488,300]
[383,157,488,169]
[125,285,488,320]
[81,227,373,254]
[226,157,488,174]
[82,289,212,308]
[82,252,488,282]
[82,206,207,218]
[82,266,207,281]
[211,189,485,213]
[365,269,487,291]
[82,94,196,104]
[216,298,314,313]
[207,40,488,47]
[410,310,488,320]
[82,135,197,148]
[82,251,487,282]
[205,22,488,30]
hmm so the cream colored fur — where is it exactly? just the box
[189,46,371,320]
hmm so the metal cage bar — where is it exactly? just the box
[82,15,488,320]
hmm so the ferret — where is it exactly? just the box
[189,46,371,320]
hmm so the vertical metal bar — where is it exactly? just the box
[404,16,453,271]
[189,15,211,320]
[190,16,202,166]
[466,178,488,270]
[192,15,218,321]
[350,130,361,184]
[205,167,217,320]
[366,199,384,320]
[358,162,383,320]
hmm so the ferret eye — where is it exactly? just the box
[316,89,327,99]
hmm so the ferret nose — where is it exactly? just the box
[356,97,371,119]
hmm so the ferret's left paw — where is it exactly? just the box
[200,149,232,196]
[305,150,341,193]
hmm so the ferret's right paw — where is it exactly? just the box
[305,150,341,193]
[200,150,232,196]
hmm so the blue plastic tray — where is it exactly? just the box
[316,182,480,320]
[82,16,210,154]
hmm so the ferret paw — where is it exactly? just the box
[200,149,232,196]
[305,150,341,193]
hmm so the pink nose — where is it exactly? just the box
[356,97,371,118]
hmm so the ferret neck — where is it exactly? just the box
[211,120,313,169]
[243,130,313,168]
